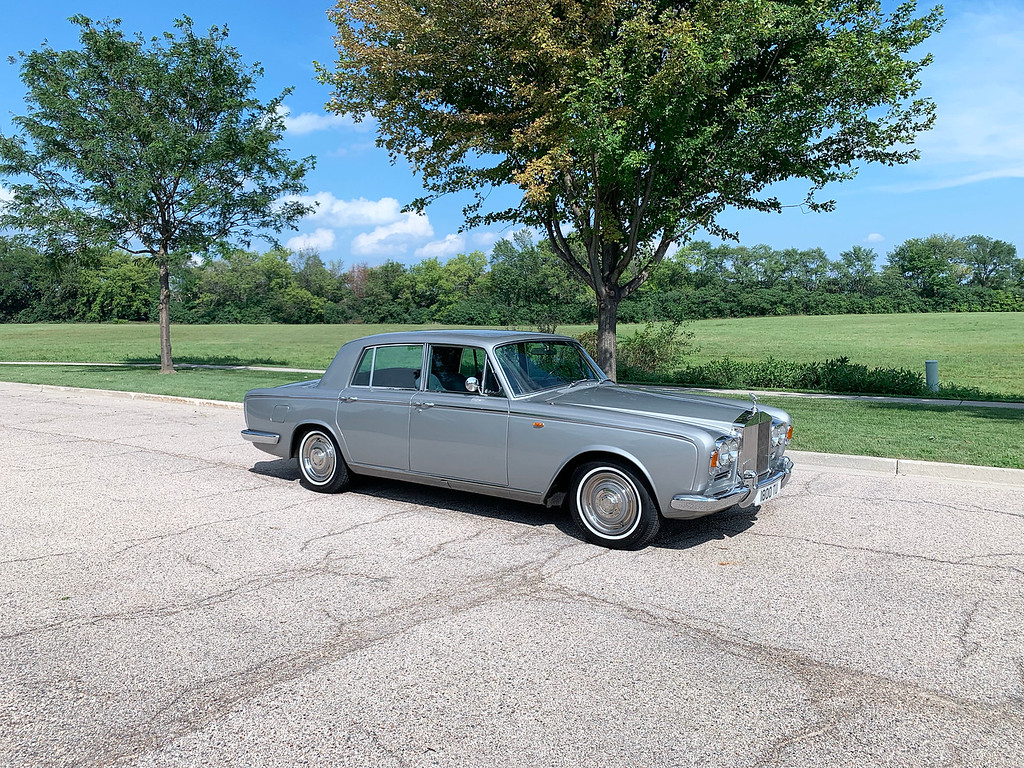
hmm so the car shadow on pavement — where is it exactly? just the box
[250,458,760,552]
[251,457,574,535]
[653,507,760,550]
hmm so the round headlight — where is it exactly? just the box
[774,423,789,445]
[715,436,739,469]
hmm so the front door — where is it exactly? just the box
[409,345,509,486]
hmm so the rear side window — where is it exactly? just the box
[352,348,374,386]
[350,344,423,389]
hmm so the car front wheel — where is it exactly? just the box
[569,461,660,549]
[297,428,350,493]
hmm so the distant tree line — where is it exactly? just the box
[1,232,1021,326]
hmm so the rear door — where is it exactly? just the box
[337,343,424,470]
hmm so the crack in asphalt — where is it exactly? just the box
[2,422,253,475]
[956,599,984,668]
[526,579,1024,765]
[0,551,79,567]
[63,538,585,767]
[803,486,1024,520]
[112,500,310,556]
[742,530,1024,580]
[297,508,416,552]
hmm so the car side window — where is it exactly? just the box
[351,344,423,389]
[481,361,503,396]
[426,345,503,396]
[427,345,473,392]
[352,348,373,386]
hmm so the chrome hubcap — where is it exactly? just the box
[578,469,640,538]
[301,433,336,484]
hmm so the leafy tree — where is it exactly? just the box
[0,16,313,372]
[0,237,42,321]
[347,260,415,322]
[834,246,880,296]
[321,0,942,375]
[83,251,159,322]
[489,232,591,330]
[884,234,966,305]
[960,235,1019,290]
[291,251,341,302]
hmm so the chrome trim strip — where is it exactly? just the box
[241,429,280,446]
[508,412,700,446]
[667,457,792,520]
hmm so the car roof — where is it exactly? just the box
[343,329,575,350]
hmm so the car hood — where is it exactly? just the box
[544,383,763,434]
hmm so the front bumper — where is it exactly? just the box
[667,457,793,520]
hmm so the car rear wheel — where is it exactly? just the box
[569,460,660,549]
[297,428,350,493]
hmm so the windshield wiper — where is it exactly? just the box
[567,377,598,388]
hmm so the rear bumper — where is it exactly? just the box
[241,429,280,446]
[667,457,793,520]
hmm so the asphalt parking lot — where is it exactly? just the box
[1,382,1022,767]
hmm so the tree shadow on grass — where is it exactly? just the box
[857,400,1024,421]
[250,457,761,551]
[122,354,290,367]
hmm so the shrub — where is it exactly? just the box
[799,356,925,396]
[618,322,697,375]
[577,322,697,379]
[659,355,930,397]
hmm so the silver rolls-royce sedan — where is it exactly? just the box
[242,330,793,549]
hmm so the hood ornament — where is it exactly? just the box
[750,393,759,413]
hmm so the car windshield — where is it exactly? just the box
[494,340,604,396]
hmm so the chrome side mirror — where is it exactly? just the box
[464,376,480,393]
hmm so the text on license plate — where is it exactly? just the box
[754,479,782,506]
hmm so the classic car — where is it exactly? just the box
[242,330,793,549]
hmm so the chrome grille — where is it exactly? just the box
[736,410,772,477]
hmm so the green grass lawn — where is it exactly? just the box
[1,313,1020,395]
[753,395,1024,469]
[666,313,1023,397]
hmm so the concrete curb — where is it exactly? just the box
[789,450,1024,487]
[1,381,242,411]
[3,380,1021,489]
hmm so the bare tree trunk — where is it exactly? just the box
[158,259,174,374]
[596,291,618,380]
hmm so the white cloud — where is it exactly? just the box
[469,230,501,250]
[289,192,404,227]
[278,105,371,135]
[415,234,466,259]
[352,213,434,257]
[864,233,885,244]
[287,228,336,252]
[893,3,1024,190]
[878,165,1024,193]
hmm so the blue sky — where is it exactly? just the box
[1,1,1022,266]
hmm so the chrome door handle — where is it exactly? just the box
[341,395,359,403]
[417,402,435,409]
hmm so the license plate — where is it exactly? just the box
[754,479,782,506]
